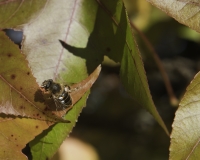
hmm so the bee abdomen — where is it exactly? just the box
[58,91,72,107]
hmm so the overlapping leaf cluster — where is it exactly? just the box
[0,0,169,159]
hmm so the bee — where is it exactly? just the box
[40,79,72,110]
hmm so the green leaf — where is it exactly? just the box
[87,1,168,135]
[119,8,169,135]
[30,93,88,160]
[170,72,200,159]
[88,1,168,135]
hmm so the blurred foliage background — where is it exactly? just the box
[5,0,200,159]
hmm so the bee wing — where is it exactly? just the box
[53,94,72,109]
[51,95,68,118]
[52,94,73,118]
[52,95,65,110]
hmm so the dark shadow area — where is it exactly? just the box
[22,144,32,160]
[34,89,45,103]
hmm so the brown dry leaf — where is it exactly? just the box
[0,31,68,122]
[0,117,54,160]
[70,65,101,105]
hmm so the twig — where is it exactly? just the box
[130,22,179,106]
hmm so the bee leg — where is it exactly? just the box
[64,85,79,93]
[64,85,71,92]
[71,87,79,92]
[53,97,67,117]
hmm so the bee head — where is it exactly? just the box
[41,79,53,91]
[41,79,62,94]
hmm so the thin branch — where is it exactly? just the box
[130,22,179,106]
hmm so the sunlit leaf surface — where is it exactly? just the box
[147,0,200,33]
[170,72,200,160]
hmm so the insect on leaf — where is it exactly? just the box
[0,31,68,160]
[44,65,101,118]
[0,31,69,122]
